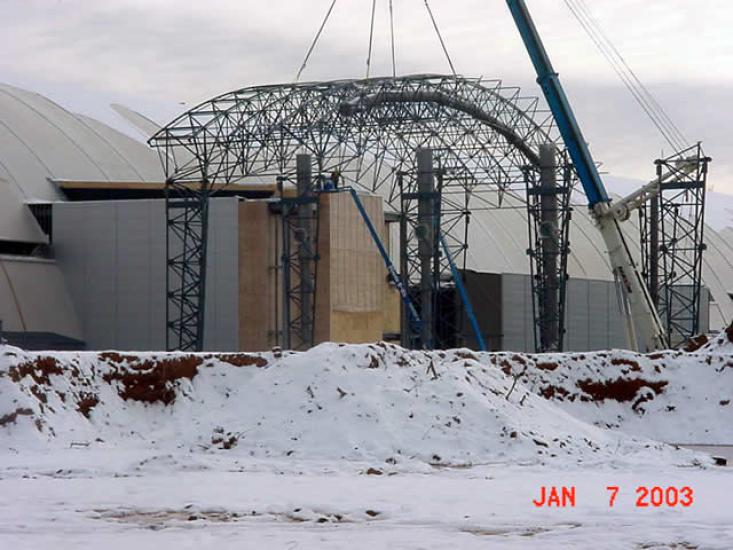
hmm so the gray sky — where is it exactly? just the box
[3,0,733,194]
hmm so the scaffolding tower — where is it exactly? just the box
[640,143,710,346]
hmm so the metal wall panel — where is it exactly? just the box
[500,273,533,352]
[53,197,238,351]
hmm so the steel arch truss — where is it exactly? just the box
[149,74,561,351]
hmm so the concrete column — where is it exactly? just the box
[416,148,435,349]
[539,144,559,351]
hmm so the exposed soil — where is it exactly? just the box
[540,385,571,400]
[536,361,559,371]
[0,407,33,427]
[610,358,642,371]
[101,356,204,405]
[8,356,63,385]
[576,377,668,403]
[683,334,709,352]
[214,354,268,368]
[76,393,100,418]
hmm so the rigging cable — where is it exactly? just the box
[366,0,378,78]
[574,0,689,148]
[424,0,456,76]
[389,0,397,77]
[563,0,687,152]
[295,0,338,82]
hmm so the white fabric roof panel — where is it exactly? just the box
[464,192,732,329]
[0,83,163,243]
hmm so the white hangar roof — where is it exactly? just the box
[463,191,733,330]
[0,83,163,243]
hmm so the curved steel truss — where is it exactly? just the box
[149,74,564,351]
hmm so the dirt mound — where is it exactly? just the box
[0,343,703,466]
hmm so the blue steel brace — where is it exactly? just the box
[439,233,487,351]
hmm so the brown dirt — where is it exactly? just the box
[0,407,33,427]
[610,357,641,371]
[101,355,204,405]
[215,354,268,368]
[540,385,570,400]
[8,356,63,385]
[535,361,559,371]
[76,393,100,418]
[30,385,48,403]
[576,377,668,403]
[454,350,479,362]
[683,334,709,352]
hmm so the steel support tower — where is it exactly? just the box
[280,154,320,350]
[524,146,574,352]
[640,143,710,345]
[164,178,212,351]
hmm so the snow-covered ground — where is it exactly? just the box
[1,340,732,548]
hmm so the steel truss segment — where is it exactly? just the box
[150,75,560,351]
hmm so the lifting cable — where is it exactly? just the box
[295,0,338,82]
[389,0,397,77]
[424,0,456,76]
[366,0,378,78]
[563,0,689,152]
[573,0,689,149]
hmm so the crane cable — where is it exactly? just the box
[424,0,456,76]
[563,0,688,152]
[573,0,689,149]
[295,0,338,82]
[366,0,377,78]
[389,0,397,77]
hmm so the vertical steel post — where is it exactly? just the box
[539,144,559,351]
[296,154,315,348]
[417,148,435,349]
[398,173,410,348]
[649,163,660,309]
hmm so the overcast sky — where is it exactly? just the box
[2,0,732,194]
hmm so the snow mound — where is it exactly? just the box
[0,343,701,466]
[488,347,733,443]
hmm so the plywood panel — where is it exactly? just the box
[238,201,276,351]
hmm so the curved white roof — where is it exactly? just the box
[0,83,163,243]
[464,191,733,330]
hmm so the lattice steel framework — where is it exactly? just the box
[524,148,576,352]
[640,143,710,346]
[149,74,560,351]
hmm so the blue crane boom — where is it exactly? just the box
[506,0,668,351]
[506,0,608,207]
